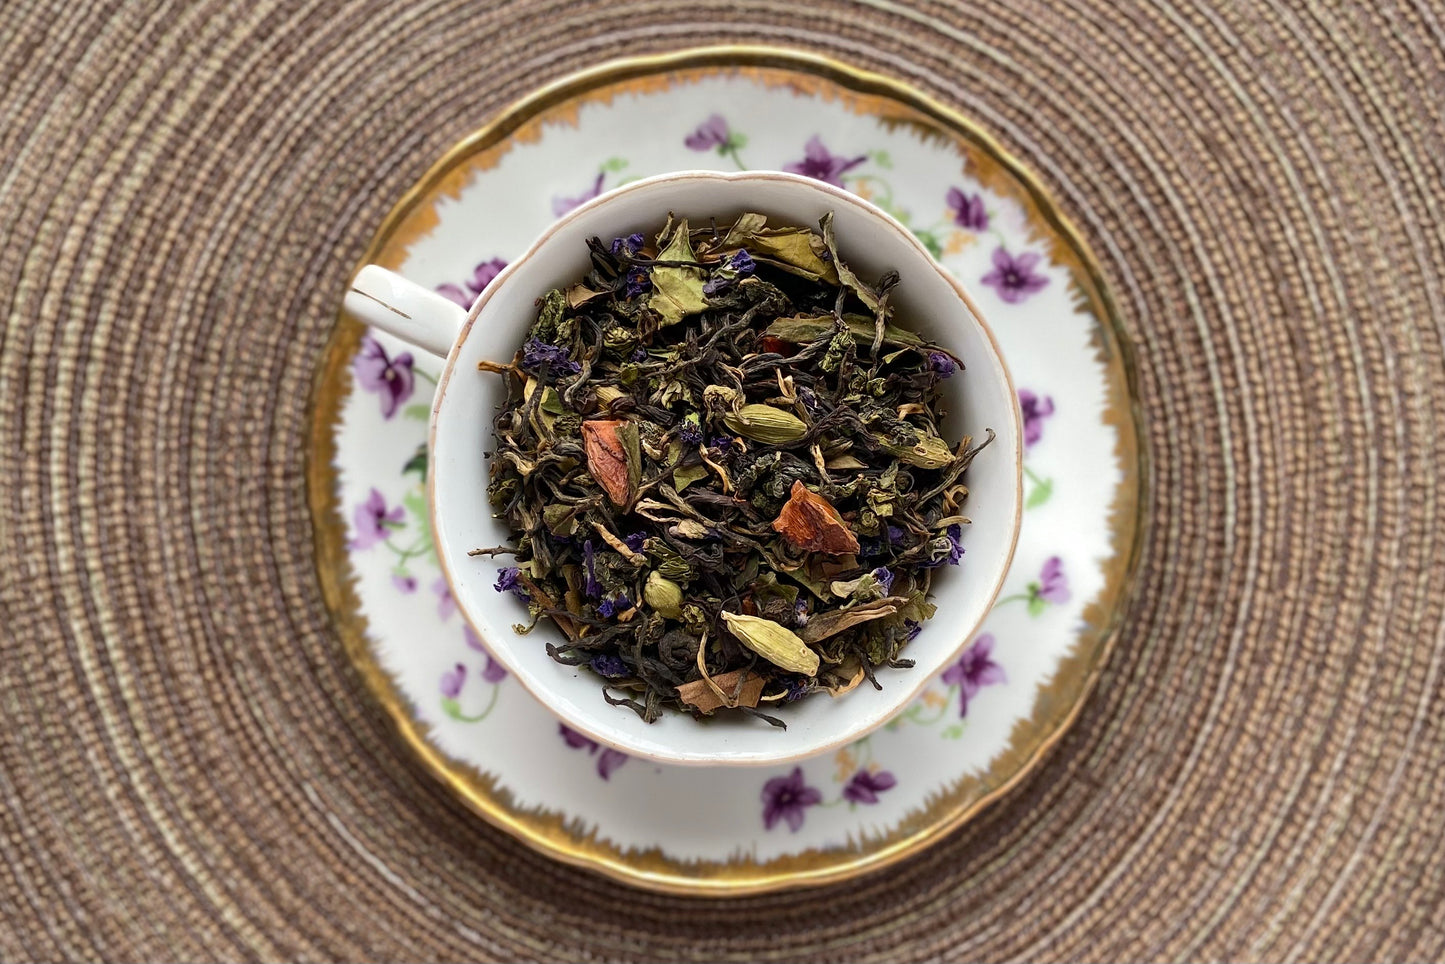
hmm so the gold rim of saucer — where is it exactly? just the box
[305,44,1148,895]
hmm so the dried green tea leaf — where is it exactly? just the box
[799,598,906,644]
[819,212,879,311]
[672,463,709,492]
[648,219,709,326]
[761,314,924,350]
[718,212,839,282]
[565,284,609,309]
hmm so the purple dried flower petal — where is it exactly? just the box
[590,654,628,678]
[924,524,965,568]
[621,266,651,299]
[493,566,526,597]
[583,539,599,598]
[610,232,645,256]
[521,338,580,375]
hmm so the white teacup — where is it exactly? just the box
[344,170,1022,766]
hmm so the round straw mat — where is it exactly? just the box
[3,1,1444,960]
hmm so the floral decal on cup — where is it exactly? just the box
[761,741,900,832]
[762,766,823,832]
[351,488,404,550]
[946,187,989,231]
[559,724,629,780]
[438,625,508,723]
[353,335,415,419]
[1020,389,1056,447]
[981,247,1049,304]
[1019,389,1058,508]
[553,172,604,218]
[995,556,1072,617]
[783,135,868,187]
[551,158,629,218]
[941,634,1007,717]
[841,768,898,805]
[437,257,508,309]
[685,113,750,168]
[432,576,458,621]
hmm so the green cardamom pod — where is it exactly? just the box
[723,404,809,444]
[642,571,684,619]
[721,612,820,676]
[876,433,955,469]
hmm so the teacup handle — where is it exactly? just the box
[343,265,467,359]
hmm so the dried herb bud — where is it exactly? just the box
[642,571,684,619]
[722,404,809,444]
[582,419,639,506]
[721,612,821,676]
[878,433,955,469]
[772,480,861,555]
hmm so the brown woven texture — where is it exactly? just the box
[3,0,1444,959]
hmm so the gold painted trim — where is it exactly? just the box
[305,45,1148,895]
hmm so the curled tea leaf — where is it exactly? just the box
[761,314,924,350]
[799,598,906,644]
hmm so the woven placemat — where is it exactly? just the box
[3,1,1443,960]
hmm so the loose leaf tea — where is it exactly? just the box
[479,213,992,726]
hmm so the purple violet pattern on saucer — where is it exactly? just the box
[328,70,1125,867]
